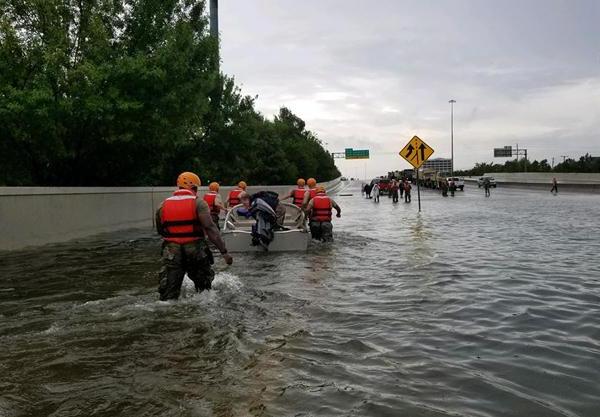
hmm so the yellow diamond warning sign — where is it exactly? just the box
[399,136,434,169]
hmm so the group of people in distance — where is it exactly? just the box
[154,172,341,301]
[364,179,412,204]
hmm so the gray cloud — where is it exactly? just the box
[220,0,600,176]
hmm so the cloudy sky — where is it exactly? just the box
[219,0,600,178]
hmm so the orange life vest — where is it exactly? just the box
[292,187,306,207]
[160,189,203,244]
[311,193,332,222]
[203,191,221,216]
[228,188,243,206]
[308,188,317,200]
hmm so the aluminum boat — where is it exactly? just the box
[221,202,309,252]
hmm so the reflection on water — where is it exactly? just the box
[1,183,600,416]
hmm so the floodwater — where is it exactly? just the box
[1,182,600,417]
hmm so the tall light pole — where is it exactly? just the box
[210,0,219,39]
[209,0,219,72]
[449,99,456,177]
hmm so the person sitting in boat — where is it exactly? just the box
[226,181,248,208]
[279,178,307,207]
[248,191,281,250]
[301,177,318,210]
[233,191,252,218]
[203,182,226,228]
[306,186,341,242]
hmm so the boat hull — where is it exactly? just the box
[222,229,310,252]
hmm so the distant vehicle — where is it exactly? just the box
[370,178,391,195]
[378,178,391,195]
[402,169,414,182]
[341,177,348,181]
[477,176,497,188]
[446,177,465,191]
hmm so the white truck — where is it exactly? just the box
[446,177,465,191]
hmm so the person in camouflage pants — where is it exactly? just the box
[158,240,216,300]
[156,172,232,301]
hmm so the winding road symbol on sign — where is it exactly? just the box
[399,136,434,169]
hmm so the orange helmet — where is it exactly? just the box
[209,182,219,192]
[307,178,317,188]
[316,186,326,194]
[177,172,201,190]
[238,181,247,190]
[297,178,306,187]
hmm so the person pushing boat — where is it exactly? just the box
[155,172,233,300]
[306,185,341,242]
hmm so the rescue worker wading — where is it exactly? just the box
[203,182,225,228]
[301,177,318,210]
[227,181,247,208]
[156,172,233,300]
[279,178,307,207]
[306,186,341,242]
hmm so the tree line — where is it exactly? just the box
[455,154,600,177]
[0,0,340,186]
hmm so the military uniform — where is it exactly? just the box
[158,240,214,300]
[156,190,215,300]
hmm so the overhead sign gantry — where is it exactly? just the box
[332,148,370,159]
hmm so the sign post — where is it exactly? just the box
[417,168,422,212]
[399,136,435,212]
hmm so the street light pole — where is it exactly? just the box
[449,99,456,177]
[209,0,219,72]
[210,0,219,38]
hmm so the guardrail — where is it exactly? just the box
[463,173,600,184]
[0,177,341,251]
[462,174,600,192]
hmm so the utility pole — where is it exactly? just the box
[209,0,219,72]
[560,155,568,163]
[551,157,554,168]
[210,0,219,39]
[449,99,456,177]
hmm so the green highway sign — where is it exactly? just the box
[345,148,370,159]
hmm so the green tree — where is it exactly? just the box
[0,0,339,186]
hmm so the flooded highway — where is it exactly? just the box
[1,182,600,417]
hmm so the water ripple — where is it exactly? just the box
[1,185,600,416]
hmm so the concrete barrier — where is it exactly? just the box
[483,172,600,184]
[0,177,341,251]
[463,173,600,193]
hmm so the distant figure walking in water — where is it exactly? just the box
[391,180,399,203]
[551,177,558,194]
[403,180,412,203]
[484,178,491,197]
[399,179,404,199]
[372,183,380,203]
[363,183,371,199]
